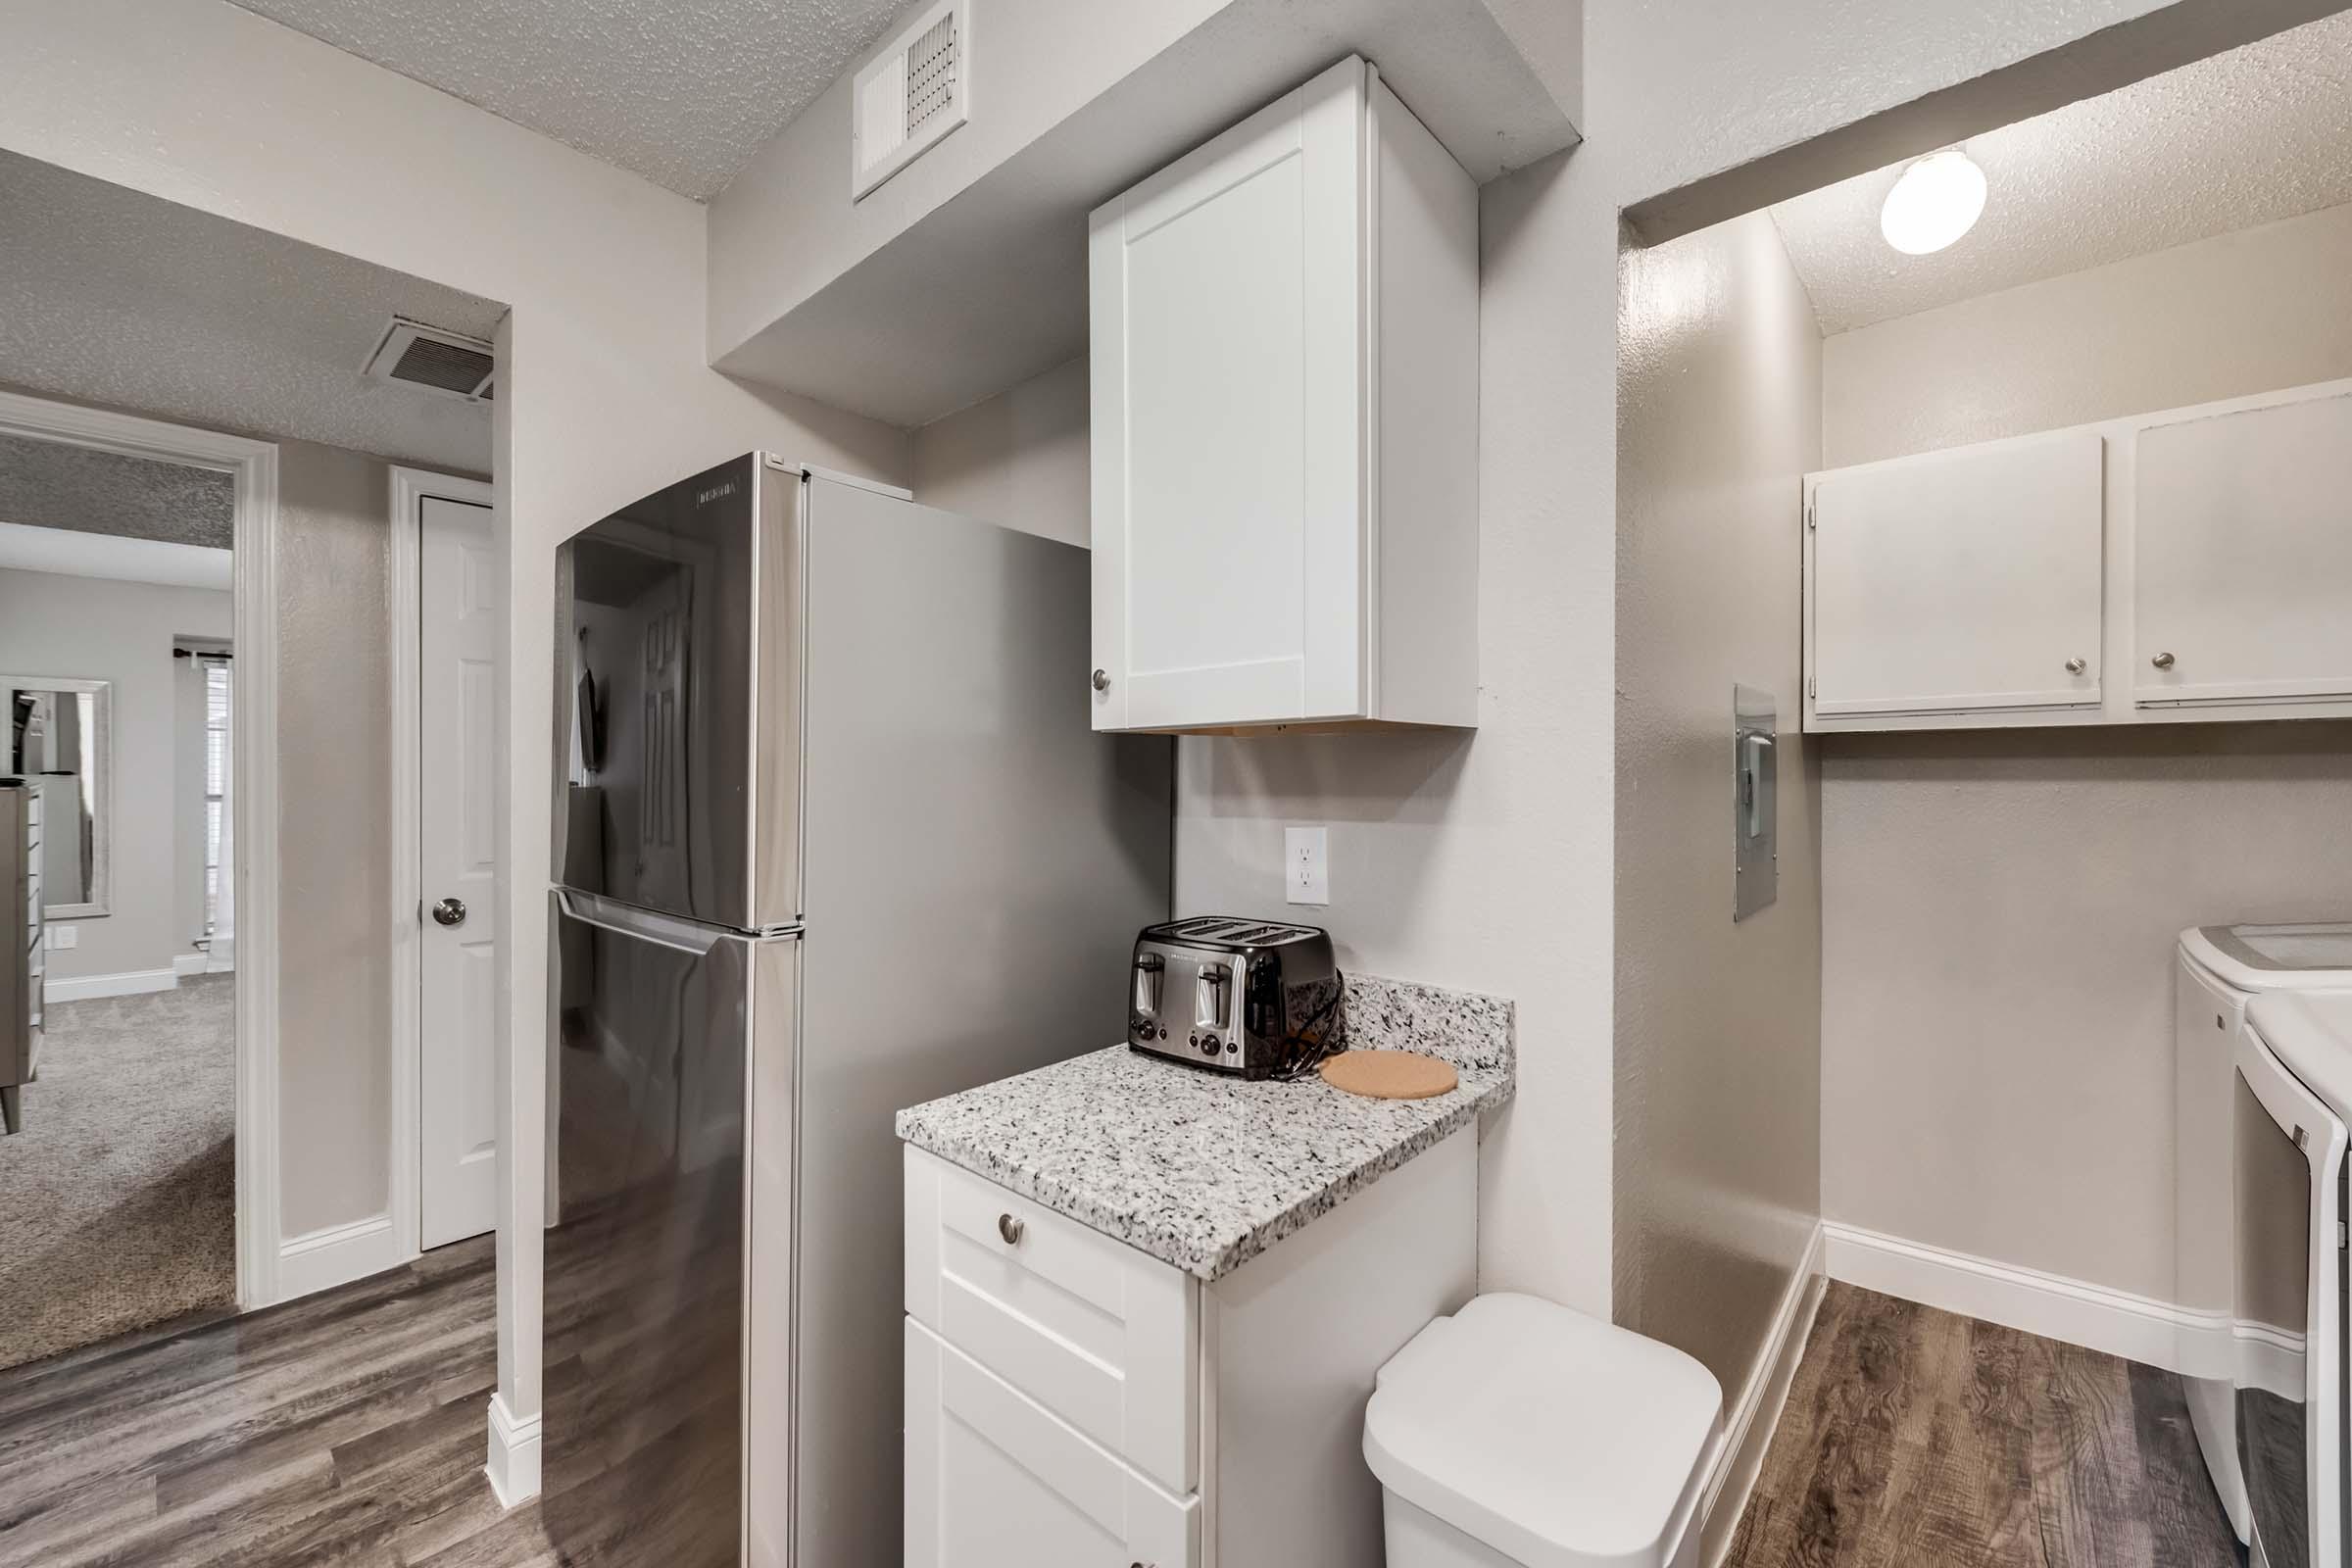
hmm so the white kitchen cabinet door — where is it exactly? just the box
[2134,389,2352,708]
[1808,429,2105,719]
[1089,56,1477,733]
[905,1317,1200,1568]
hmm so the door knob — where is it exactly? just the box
[2151,652,2176,670]
[1091,668,1111,692]
[431,897,467,927]
[2064,658,2086,675]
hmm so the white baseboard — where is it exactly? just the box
[275,1212,413,1303]
[45,966,177,1004]
[486,1394,543,1507]
[173,952,208,978]
[1822,1220,2193,1373]
[1699,1221,1826,1568]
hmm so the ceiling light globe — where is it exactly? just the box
[1879,149,1987,256]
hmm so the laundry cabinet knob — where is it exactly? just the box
[2064,658,2086,675]
[997,1213,1025,1246]
[2151,652,2176,670]
[1091,668,1111,693]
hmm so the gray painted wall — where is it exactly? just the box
[910,358,1090,549]
[1818,202,2352,1299]
[1612,211,1824,1394]
[0,568,231,981]
[272,437,402,1238]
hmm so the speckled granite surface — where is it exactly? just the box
[895,974,1514,1281]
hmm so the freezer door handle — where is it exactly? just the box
[555,887,735,955]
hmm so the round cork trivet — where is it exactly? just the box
[1318,1049,1458,1101]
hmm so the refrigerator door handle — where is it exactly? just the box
[555,888,733,956]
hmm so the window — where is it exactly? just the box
[204,660,229,941]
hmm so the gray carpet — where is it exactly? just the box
[0,975,235,1371]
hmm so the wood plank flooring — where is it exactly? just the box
[1725,1282,2242,1568]
[0,1252,2248,1567]
[0,1235,578,1568]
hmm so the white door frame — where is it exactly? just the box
[390,466,496,1256]
[0,388,280,1309]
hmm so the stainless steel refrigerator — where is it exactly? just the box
[545,456,1171,1568]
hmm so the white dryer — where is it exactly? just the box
[2234,991,2352,1568]
[2178,922,2352,1542]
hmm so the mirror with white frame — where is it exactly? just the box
[3,677,110,918]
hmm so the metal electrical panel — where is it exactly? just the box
[1733,685,1778,921]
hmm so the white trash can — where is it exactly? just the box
[1364,1293,1723,1568]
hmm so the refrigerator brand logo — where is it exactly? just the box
[696,481,739,506]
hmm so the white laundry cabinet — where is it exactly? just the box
[1086,56,1479,734]
[1803,377,2352,731]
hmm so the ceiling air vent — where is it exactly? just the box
[852,0,969,201]
[362,317,496,403]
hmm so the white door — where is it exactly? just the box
[1808,428,2105,719]
[904,1318,1199,1568]
[419,489,500,1249]
[2134,389,2352,707]
[1089,60,1368,732]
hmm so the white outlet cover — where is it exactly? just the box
[47,923,75,950]
[1286,826,1330,906]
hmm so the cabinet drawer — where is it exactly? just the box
[906,1145,1197,1494]
[906,1317,1200,1568]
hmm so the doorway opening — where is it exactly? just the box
[0,145,509,1372]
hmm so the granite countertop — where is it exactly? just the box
[895,974,1515,1281]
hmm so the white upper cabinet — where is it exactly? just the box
[1806,430,2105,719]
[1803,376,2352,732]
[1088,57,1478,733]
[2134,389,2352,709]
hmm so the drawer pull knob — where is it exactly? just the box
[997,1213,1025,1246]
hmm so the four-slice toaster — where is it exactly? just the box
[1128,916,1341,1079]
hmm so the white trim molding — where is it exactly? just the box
[0,389,281,1311]
[276,1213,404,1302]
[45,967,178,1004]
[485,1392,543,1507]
[1822,1220,2194,1373]
[388,466,493,1261]
[1699,1222,1826,1568]
[173,953,209,979]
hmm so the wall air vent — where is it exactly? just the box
[362,317,496,403]
[851,0,969,201]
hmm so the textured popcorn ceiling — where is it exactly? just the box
[1772,10,2352,334]
[229,0,912,200]
[0,436,234,550]
[0,150,502,474]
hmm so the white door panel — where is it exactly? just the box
[1090,61,1366,731]
[1810,430,2104,717]
[419,491,499,1250]
[2135,391,2352,706]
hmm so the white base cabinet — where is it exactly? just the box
[1087,56,1479,734]
[904,1129,1477,1566]
[1804,376,2352,732]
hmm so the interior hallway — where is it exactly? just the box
[0,976,235,1371]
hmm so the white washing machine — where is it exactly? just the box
[2177,922,2352,1542]
[2234,991,2352,1568]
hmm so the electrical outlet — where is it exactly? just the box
[1285,826,1329,906]
[46,923,76,951]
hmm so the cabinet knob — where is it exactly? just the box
[997,1213,1025,1246]
[2064,658,2086,675]
[1091,668,1111,693]
[2151,651,2176,670]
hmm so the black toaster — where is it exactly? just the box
[1127,916,1341,1078]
